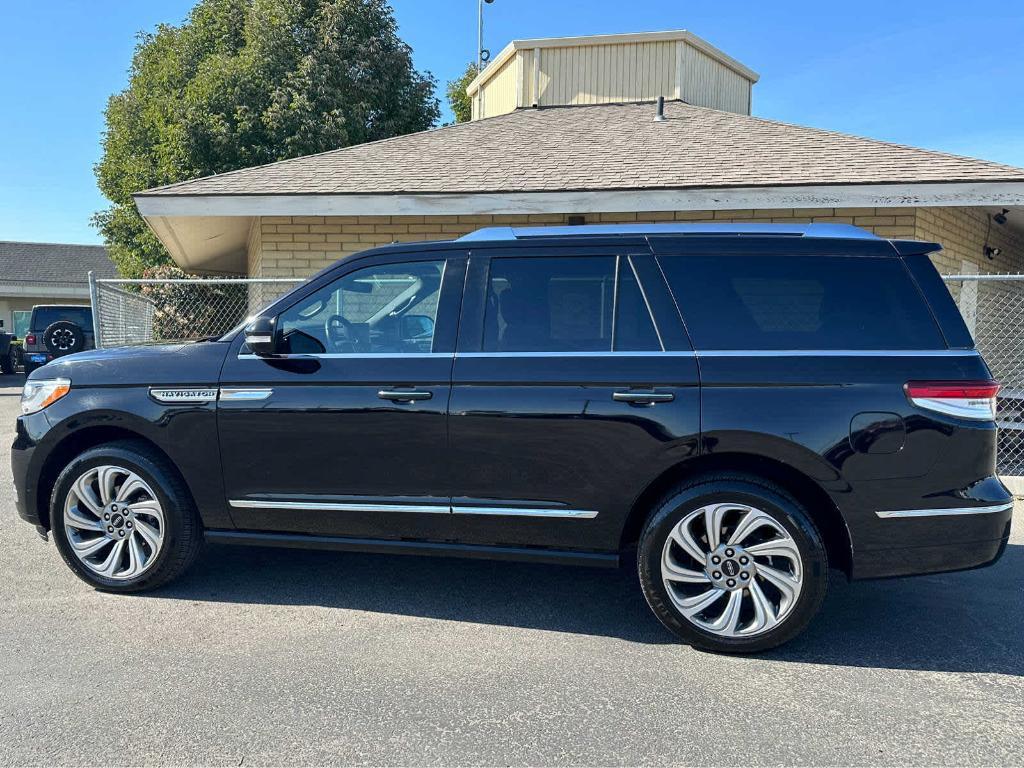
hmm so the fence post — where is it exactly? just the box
[958,261,979,337]
[88,271,102,349]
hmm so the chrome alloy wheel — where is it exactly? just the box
[63,465,165,580]
[661,503,803,638]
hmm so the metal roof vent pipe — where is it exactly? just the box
[653,96,666,122]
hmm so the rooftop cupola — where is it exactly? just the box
[465,30,759,120]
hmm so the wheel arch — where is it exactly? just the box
[619,452,853,577]
[34,426,186,531]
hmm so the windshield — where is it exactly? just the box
[31,306,94,332]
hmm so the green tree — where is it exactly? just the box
[94,0,440,277]
[446,62,479,124]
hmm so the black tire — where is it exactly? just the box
[22,362,36,378]
[50,440,203,592]
[637,473,828,653]
[42,320,85,356]
[0,347,13,374]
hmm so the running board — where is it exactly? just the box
[204,530,620,568]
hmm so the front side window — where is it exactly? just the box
[659,254,945,350]
[278,260,444,354]
[482,255,661,353]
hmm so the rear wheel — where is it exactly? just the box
[0,347,14,374]
[50,440,203,592]
[638,474,828,652]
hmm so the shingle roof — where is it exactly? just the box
[0,241,117,287]
[139,100,1024,198]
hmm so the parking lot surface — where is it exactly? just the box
[0,371,1022,766]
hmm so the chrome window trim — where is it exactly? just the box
[237,349,979,360]
[237,352,454,360]
[456,351,694,358]
[696,349,979,357]
[453,505,599,519]
[875,502,1013,519]
[229,499,450,514]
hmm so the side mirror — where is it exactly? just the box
[244,316,278,356]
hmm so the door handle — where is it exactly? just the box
[613,391,675,405]
[378,389,433,402]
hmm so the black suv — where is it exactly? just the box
[11,224,1012,652]
[21,304,96,376]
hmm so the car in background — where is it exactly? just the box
[21,305,96,376]
[0,320,21,374]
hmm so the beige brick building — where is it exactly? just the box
[135,31,1024,280]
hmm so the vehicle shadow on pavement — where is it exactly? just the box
[150,541,1024,673]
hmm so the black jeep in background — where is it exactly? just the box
[21,305,96,376]
[0,320,21,374]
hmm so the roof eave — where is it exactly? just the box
[135,181,1024,219]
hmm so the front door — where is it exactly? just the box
[218,252,465,540]
[447,245,701,554]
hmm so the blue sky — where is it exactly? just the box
[1,0,1023,246]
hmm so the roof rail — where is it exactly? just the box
[458,223,879,242]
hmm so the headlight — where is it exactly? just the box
[21,378,71,415]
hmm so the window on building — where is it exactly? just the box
[12,311,30,339]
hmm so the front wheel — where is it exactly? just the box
[0,347,14,374]
[50,440,203,592]
[638,474,828,653]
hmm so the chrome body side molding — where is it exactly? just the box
[229,499,599,519]
[229,499,450,514]
[220,387,273,401]
[453,505,599,519]
[875,502,1013,519]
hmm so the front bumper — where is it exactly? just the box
[11,416,39,526]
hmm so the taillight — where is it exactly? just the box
[904,380,1000,421]
[25,334,36,345]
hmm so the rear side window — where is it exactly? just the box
[31,306,93,332]
[483,256,661,352]
[659,254,945,350]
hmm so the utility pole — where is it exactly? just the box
[477,0,494,68]
[477,0,485,70]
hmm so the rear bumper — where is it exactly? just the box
[851,497,1013,579]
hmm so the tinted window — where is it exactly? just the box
[614,258,661,351]
[483,256,662,353]
[660,254,945,350]
[31,306,93,332]
[278,260,444,354]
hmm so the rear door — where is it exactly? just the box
[650,235,969,551]
[447,242,700,553]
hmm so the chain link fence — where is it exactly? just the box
[89,274,302,348]
[943,274,1024,478]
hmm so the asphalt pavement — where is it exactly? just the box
[0,371,1022,766]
